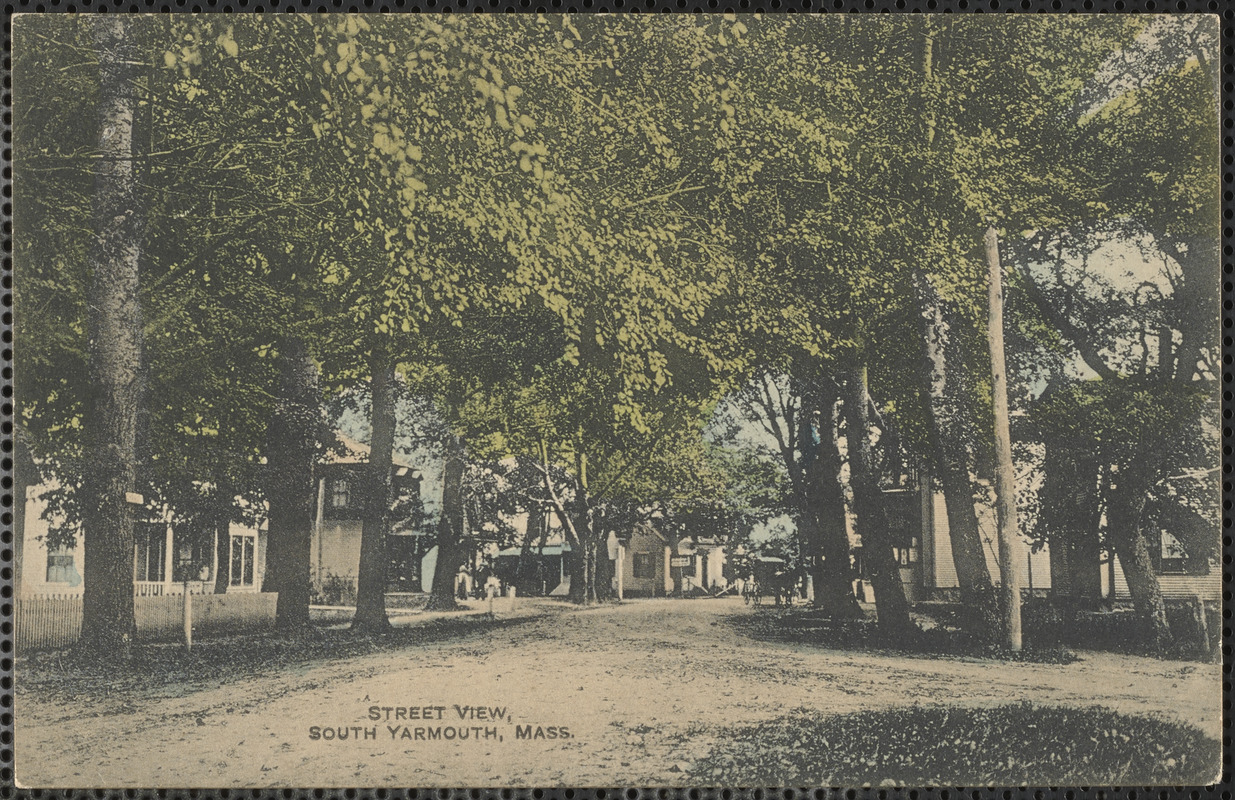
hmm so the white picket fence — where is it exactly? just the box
[16,592,278,653]
[15,595,82,651]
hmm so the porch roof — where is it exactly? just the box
[497,543,572,558]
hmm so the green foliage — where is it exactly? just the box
[1032,377,1207,468]
[311,573,358,607]
[693,702,1219,785]
[13,15,1218,595]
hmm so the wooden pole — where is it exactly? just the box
[984,225,1023,651]
[616,544,624,601]
[183,582,193,651]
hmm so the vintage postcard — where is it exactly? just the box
[12,13,1222,788]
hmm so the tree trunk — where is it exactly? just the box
[213,511,231,595]
[211,482,234,595]
[1068,532,1105,610]
[796,509,827,606]
[13,429,35,600]
[565,542,586,603]
[426,433,466,611]
[518,507,551,596]
[984,226,1023,651]
[937,467,998,616]
[594,527,615,601]
[563,447,597,605]
[1107,481,1172,653]
[566,505,595,604]
[1041,446,1105,613]
[514,508,541,595]
[913,272,999,638]
[801,390,863,619]
[78,16,143,657]
[1165,236,1219,383]
[353,351,396,632]
[843,363,913,638]
[263,336,319,629]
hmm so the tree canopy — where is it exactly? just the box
[14,14,1219,652]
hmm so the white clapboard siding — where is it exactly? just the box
[926,492,1052,591]
[931,492,959,589]
[1105,557,1221,602]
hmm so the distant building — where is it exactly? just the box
[863,476,1218,605]
[492,512,732,599]
[855,480,1053,604]
[16,432,424,601]
[19,480,266,599]
[619,521,669,598]
[311,433,424,595]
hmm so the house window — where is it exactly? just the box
[332,478,351,509]
[172,537,201,583]
[46,549,80,585]
[1160,531,1188,575]
[632,552,654,580]
[895,537,919,566]
[230,533,256,587]
[134,523,167,583]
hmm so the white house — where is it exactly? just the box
[17,479,267,599]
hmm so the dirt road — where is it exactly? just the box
[16,598,1219,788]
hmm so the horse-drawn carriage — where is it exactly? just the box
[742,556,802,607]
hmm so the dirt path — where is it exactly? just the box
[16,598,1219,788]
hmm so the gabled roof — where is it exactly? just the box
[631,520,669,543]
[324,432,418,474]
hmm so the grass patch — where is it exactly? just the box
[690,701,1219,786]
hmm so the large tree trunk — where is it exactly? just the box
[567,449,597,604]
[13,429,36,600]
[1041,446,1104,612]
[984,227,1023,651]
[843,363,913,638]
[565,541,586,603]
[263,336,319,629]
[1165,236,1219,383]
[1107,477,1172,653]
[517,507,551,596]
[353,351,396,632]
[213,510,231,595]
[514,508,541,595]
[78,16,143,657]
[426,433,466,611]
[211,480,234,595]
[914,271,999,638]
[1068,531,1105,610]
[801,389,863,619]
[566,504,595,604]
[793,388,828,608]
[594,526,615,602]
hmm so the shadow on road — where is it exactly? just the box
[19,601,559,705]
[720,604,1079,664]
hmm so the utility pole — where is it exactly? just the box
[984,225,1023,651]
